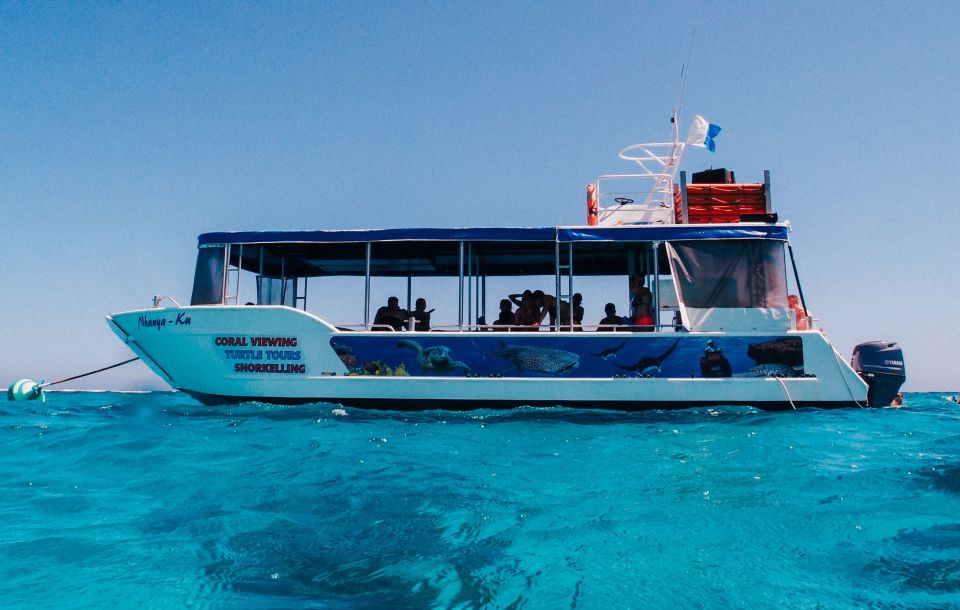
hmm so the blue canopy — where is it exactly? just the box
[200,224,790,277]
[199,224,788,246]
[556,224,789,242]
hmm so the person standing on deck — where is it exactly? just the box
[532,290,558,327]
[512,291,541,329]
[630,275,654,331]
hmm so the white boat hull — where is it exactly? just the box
[107,306,868,410]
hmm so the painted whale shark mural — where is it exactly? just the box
[479,340,580,375]
[328,335,803,379]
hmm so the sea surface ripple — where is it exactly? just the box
[1,392,959,609]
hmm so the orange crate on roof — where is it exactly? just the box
[674,172,771,224]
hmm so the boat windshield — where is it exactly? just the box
[191,245,225,306]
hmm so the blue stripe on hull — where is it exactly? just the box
[184,391,860,411]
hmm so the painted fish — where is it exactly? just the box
[613,339,681,377]
[397,339,470,375]
[331,343,353,356]
[481,341,579,375]
[592,340,627,360]
[739,363,801,378]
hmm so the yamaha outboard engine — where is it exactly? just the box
[851,342,906,406]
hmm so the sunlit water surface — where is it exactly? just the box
[1,392,959,609]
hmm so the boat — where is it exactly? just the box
[106,117,906,410]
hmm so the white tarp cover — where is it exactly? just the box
[666,239,790,332]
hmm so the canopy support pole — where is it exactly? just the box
[257,246,264,304]
[235,244,243,305]
[566,242,574,330]
[222,245,231,305]
[467,242,473,328]
[280,256,286,305]
[652,242,660,331]
[787,242,808,313]
[458,241,464,330]
[481,275,486,325]
[406,276,412,316]
[364,242,371,330]
[554,242,561,330]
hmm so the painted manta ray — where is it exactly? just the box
[612,339,681,376]
[397,340,470,375]
[480,340,579,375]
[591,340,627,360]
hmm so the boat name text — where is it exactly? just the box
[137,313,192,331]
[214,336,298,347]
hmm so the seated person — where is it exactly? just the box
[492,299,515,329]
[788,294,810,330]
[411,297,434,331]
[558,293,584,331]
[373,296,408,331]
[597,303,623,331]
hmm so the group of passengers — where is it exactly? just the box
[371,281,812,333]
[373,278,655,332]
[490,286,658,332]
[492,290,585,331]
[373,296,433,331]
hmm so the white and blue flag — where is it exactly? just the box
[686,115,721,152]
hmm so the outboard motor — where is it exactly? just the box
[851,342,906,406]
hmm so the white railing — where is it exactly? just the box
[330,323,682,333]
[594,140,686,226]
[152,295,182,308]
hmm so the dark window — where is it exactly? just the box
[190,246,225,305]
[668,240,787,309]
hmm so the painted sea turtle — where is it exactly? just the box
[397,340,470,375]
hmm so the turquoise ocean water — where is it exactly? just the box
[2,392,960,609]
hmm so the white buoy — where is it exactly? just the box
[6,357,139,401]
[7,379,44,402]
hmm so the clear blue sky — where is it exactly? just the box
[2,1,958,391]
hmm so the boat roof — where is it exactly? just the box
[202,224,790,278]
[199,223,789,246]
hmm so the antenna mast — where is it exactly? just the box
[674,32,696,137]
[591,43,698,225]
